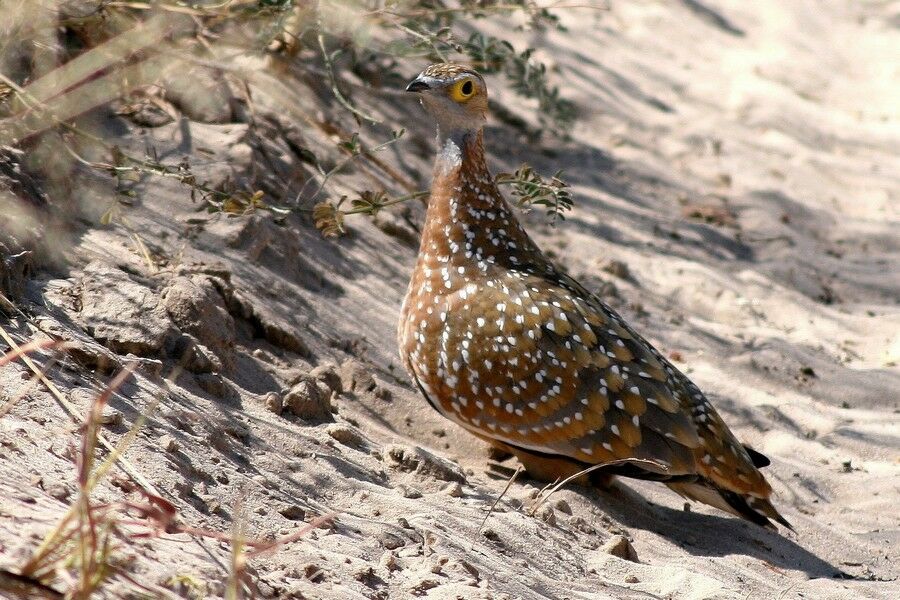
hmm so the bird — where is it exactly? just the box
[398,63,791,530]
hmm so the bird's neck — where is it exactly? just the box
[417,127,537,274]
[432,126,483,175]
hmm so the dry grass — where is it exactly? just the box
[0,331,333,598]
[1,1,581,243]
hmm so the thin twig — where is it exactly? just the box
[295,130,408,205]
[316,29,381,124]
[0,324,161,497]
[528,458,667,516]
[475,465,523,539]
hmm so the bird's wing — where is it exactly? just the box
[525,268,772,497]
[433,265,705,478]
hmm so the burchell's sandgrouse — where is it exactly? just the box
[399,63,790,529]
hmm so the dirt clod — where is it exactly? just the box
[383,444,466,483]
[398,484,423,499]
[263,391,282,414]
[99,406,122,426]
[162,276,235,368]
[77,262,176,356]
[554,499,572,515]
[600,259,631,280]
[158,434,179,453]
[283,376,333,421]
[309,363,343,395]
[379,532,405,550]
[601,535,639,562]
[195,373,229,398]
[47,484,71,502]
[326,423,365,447]
[442,482,464,497]
[340,359,377,393]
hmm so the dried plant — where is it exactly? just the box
[0,334,334,598]
[0,0,583,244]
[311,164,573,237]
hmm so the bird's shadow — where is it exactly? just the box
[570,479,848,579]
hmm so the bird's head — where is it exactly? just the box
[406,63,488,135]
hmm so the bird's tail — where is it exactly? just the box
[667,480,793,531]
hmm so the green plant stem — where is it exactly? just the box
[296,131,407,205]
[316,29,381,124]
[343,190,429,215]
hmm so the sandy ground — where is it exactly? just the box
[1,1,898,598]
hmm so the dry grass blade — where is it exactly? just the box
[3,53,175,145]
[226,494,248,600]
[0,353,62,419]
[0,9,195,145]
[0,338,63,368]
[244,512,336,558]
[0,323,160,497]
[78,365,138,489]
[475,465,523,540]
[18,364,138,592]
[12,14,179,109]
[228,510,337,599]
[8,358,183,598]
[527,458,669,516]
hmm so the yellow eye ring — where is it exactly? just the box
[449,78,476,102]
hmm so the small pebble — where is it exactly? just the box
[279,505,306,521]
[158,434,178,452]
[442,482,464,497]
[47,484,70,501]
[99,406,122,426]
[378,532,405,550]
[538,505,556,526]
[398,485,423,499]
[264,392,282,414]
[326,424,364,447]
[380,551,401,572]
[601,535,639,562]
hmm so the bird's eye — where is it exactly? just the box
[450,78,476,102]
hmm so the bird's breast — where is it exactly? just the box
[400,267,599,437]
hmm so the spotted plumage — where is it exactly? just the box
[399,63,790,529]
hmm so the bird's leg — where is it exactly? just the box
[488,440,595,487]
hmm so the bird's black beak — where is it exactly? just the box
[406,78,430,93]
